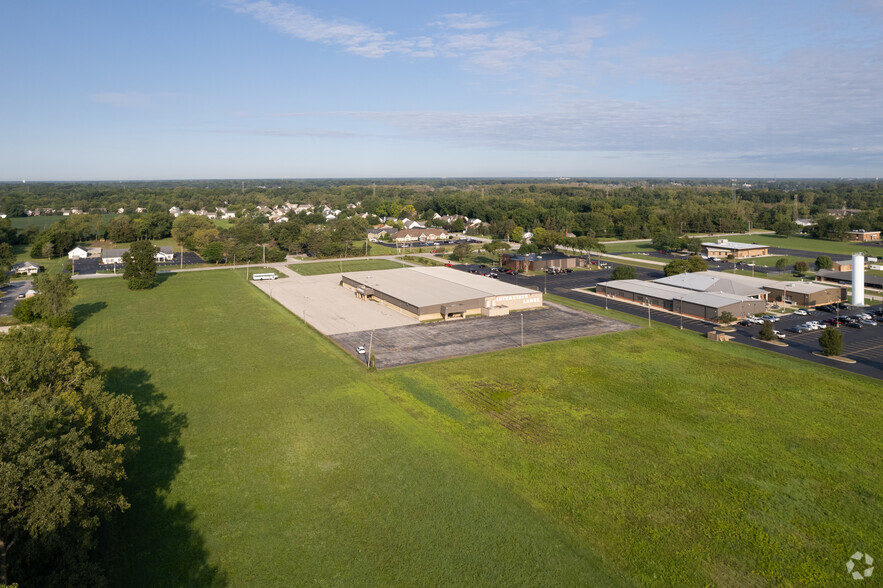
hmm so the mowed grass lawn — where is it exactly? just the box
[725,234,883,258]
[72,273,882,586]
[287,258,405,275]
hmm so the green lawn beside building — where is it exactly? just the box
[69,272,882,586]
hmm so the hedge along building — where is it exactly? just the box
[341,266,543,320]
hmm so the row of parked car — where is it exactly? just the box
[739,306,883,335]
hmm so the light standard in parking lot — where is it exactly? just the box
[521,313,524,347]
[644,296,651,327]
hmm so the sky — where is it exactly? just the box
[1,0,882,180]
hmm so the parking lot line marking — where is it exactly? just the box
[842,342,883,357]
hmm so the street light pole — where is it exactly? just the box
[521,313,524,347]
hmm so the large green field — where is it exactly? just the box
[71,273,882,586]
[287,258,406,275]
[724,234,883,258]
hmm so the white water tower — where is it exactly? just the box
[851,253,865,306]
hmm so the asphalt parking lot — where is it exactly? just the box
[0,280,32,316]
[332,302,638,368]
[70,252,204,275]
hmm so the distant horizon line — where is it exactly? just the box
[2,176,879,184]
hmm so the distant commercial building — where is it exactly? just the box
[596,279,765,320]
[658,270,842,307]
[341,266,543,321]
[701,239,769,259]
[831,259,853,272]
[101,246,175,264]
[815,269,883,290]
[500,252,587,272]
[847,230,881,242]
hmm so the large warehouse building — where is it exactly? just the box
[597,270,844,320]
[341,266,543,320]
[597,279,766,320]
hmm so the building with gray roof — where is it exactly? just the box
[596,279,765,320]
[341,266,543,320]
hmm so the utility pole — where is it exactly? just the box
[368,330,374,367]
[180,244,184,270]
[262,244,266,264]
[521,313,524,347]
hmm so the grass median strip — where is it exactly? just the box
[287,258,406,276]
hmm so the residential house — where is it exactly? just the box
[11,261,40,275]
[367,227,393,242]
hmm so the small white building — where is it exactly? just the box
[68,246,89,260]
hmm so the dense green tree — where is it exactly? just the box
[171,214,214,247]
[815,255,833,270]
[819,327,843,356]
[122,240,158,290]
[718,311,736,325]
[664,259,689,276]
[483,240,508,264]
[200,241,225,263]
[0,326,138,586]
[686,255,708,272]
[759,320,776,341]
[106,215,135,242]
[651,231,682,251]
[775,258,788,270]
[0,242,14,287]
[773,219,798,237]
[611,265,637,280]
[452,243,472,261]
[31,273,77,328]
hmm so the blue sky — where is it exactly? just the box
[1,0,882,180]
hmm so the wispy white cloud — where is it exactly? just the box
[224,0,609,73]
[430,13,501,30]
[225,0,412,57]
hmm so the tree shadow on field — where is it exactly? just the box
[155,272,177,285]
[100,367,226,587]
[72,301,107,326]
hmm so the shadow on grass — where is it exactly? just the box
[101,367,226,587]
[72,301,107,326]
[155,272,178,285]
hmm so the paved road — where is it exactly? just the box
[474,267,883,381]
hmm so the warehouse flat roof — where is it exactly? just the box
[600,279,756,308]
[343,267,539,308]
[701,241,768,251]
[653,273,766,297]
